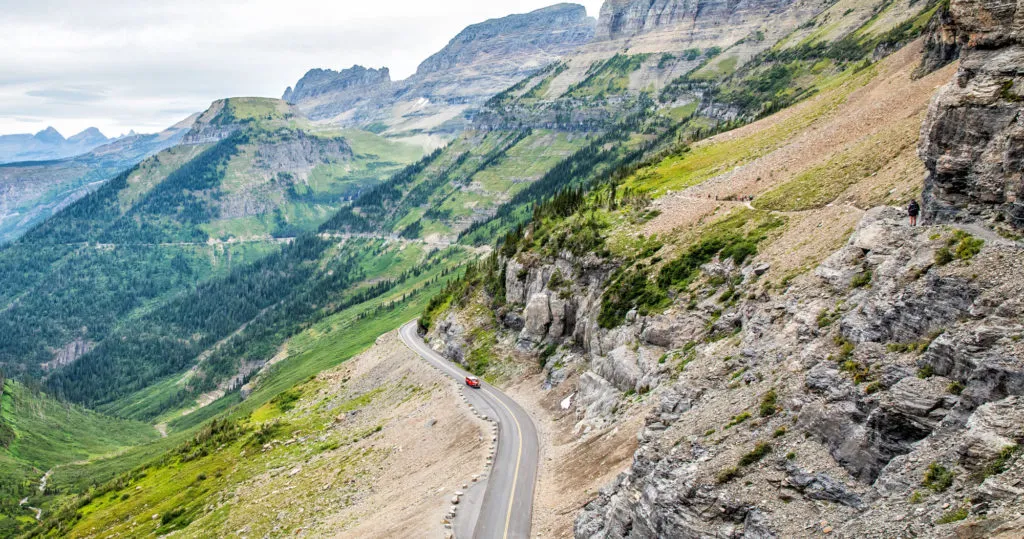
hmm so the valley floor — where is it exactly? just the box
[54,330,491,538]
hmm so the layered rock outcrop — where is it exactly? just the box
[429,201,1024,537]
[595,0,797,41]
[430,198,1024,536]
[569,208,1024,538]
[919,0,1024,226]
[414,3,595,78]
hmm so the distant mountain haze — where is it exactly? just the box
[0,126,114,164]
[0,115,196,243]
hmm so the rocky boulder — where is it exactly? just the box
[958,396,1024,467]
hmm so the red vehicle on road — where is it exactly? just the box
[465,376,481,388]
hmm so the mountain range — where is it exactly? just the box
[2,0,1022,537]
[283,3,598,141]
[0,126,114,164]
[0,116,197,244]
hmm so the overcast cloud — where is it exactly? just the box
[0,0,604,138]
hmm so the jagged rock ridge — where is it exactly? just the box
[0,126,111,164]
[283,3,596,133]
[282,65,391,104]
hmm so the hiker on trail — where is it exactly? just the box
[908,200,920,226]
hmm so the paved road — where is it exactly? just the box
[400,322,539,539]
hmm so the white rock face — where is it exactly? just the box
[522,292,553,343]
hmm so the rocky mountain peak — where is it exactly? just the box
[67,127,108,145]
[282,65,392,104]
[414,3,595,77]
[33,127,65,144]
[283,3,596,133]
[182,97,295,145]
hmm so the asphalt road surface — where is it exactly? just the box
[400,321,539,539]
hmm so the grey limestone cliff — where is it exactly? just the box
[414,3,595,78]
[595,0,797,41]
[282,66,391,104]
[920,0,1024,227]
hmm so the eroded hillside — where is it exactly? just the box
[421,28,1023,539]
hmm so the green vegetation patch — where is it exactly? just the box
[223,97,294,124]
[739,441,773,466]
[923,462,955,492]
[760,389,779,417]
[598,209,784,328]
[978,445,1019,480]
[564,54,652,99]
[726,411,752,429]
[936,506,969,524]
[657,210,785,290]
[935,230,984,265]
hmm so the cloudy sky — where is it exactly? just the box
[0,0,604,138]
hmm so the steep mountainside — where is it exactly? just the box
[419,3,1024,538]
[0,116,195,244]
[284,3,597,138]
[0,0,989,537]
[25,331,491,538]
[0,97,423,416]
[0,127,111,164]
[595,0,792,41]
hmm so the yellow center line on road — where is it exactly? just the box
[483,387,524,539]
[402,324,526,539]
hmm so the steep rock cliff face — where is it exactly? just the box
[283,66,391,103]
[570,210,1024,538]
[281,66,392,122]
[181,100,241,145]
[917,5,963,76]
[430,205,1024,537]
[414,3,595,77]
[920,0,1024,226]
[595,0,798,41]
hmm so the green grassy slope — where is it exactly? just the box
[0,380,158,536]
[22,244,469,538]
[0,99,422,395]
